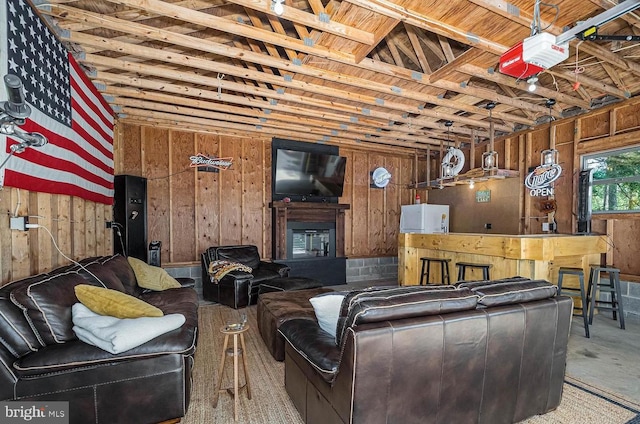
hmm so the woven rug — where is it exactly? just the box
[182,304,640,424]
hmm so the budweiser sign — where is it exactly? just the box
[524,164,562,197]
[189,154,233,172]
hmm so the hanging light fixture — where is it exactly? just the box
[272,0,285,15]
[469,179,475,189]
[482,102,498,171]
[541,149,558,166]
[527,75,539,92]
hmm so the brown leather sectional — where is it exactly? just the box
[278,279,573,424]
[0,254,198,424]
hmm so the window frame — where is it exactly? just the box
[581,145,640,215]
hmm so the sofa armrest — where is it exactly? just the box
[278,319,340,383]
[259,261,290,277]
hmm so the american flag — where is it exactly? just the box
[1,0,114,204]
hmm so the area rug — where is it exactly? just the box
[182,304,640,424]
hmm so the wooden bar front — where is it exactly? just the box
[399,233,608,286]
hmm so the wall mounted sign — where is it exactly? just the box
[371,167,392,188]
[189,154,233,173]
[524,164,562,196]
[475,190,491,203]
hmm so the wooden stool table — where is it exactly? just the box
[213,325,252,421]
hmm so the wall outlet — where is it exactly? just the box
[542,222,556,232]
[484,223,492,229]
[10,216,28,231]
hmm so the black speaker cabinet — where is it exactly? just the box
[113,175,147,261]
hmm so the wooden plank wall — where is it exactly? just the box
[2,96,640,284]
[0,188,112,286]
[114,122,417,264]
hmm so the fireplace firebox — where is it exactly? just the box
[287,222,336,259]
[271,201,349,285]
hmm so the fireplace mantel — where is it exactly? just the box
[271,202,350,260]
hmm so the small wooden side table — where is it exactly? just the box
[212,325,252,421]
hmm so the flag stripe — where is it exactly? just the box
[4,169,112,204]
[70,62,114,138]
[69,56,113,120]
[16,110,113,178]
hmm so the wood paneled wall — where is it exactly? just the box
[0,188,112,285]
[3,97,640,285]
[114,123,417,264]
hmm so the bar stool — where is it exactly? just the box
[557,267,590,338]
[588,265,625,330]
[213,324,252,420]
[456,262,491,282]
[419,257,451,285]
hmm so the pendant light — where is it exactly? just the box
[482,102,498,171]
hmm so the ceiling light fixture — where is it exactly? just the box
[482,102,498,171]
[272,0,285,15]
[469,179,475,189]
[527,76,538,92]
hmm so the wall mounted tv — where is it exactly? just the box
[274,149,347,198]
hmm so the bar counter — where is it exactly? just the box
[399,233,608,286]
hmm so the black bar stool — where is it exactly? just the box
[419,257,451,285]
[456,262,491,282]
[588,265,625,330]
[557,267,590,338]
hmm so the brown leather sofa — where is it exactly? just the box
[201,245,290,308]
[278,279,572,424]
[0,254,198,424]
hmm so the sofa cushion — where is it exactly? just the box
[337,286,477,346]
[216,245,261,269]
[462,279,558,307]
[0,276,48,355]
[10,272,93,345]
[309,292,346,338]
[99,254,142,296]
[336,285,457,344]
[127,257,182,291]
[75,285,164,319]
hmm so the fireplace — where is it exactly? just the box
[271,201,349,285]
[287,222,336,259]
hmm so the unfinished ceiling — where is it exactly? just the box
[38,0,640,153]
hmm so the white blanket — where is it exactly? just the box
[72,303,186,354]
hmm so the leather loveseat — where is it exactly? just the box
[0,254,198,424]
[278,278,572,424]
[201,245,290,308]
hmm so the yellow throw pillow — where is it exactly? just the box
[74,284,163,319]
[127,256,182,291]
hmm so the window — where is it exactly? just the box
[582,146,640,213]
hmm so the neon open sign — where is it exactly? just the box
[524,164,562,197]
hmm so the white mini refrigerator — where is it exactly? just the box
[400,204,450,234]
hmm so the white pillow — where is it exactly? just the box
[309,292,346,339]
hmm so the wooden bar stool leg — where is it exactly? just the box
[443,262,450,285]
[612,272,625,330]
[233,334,239,421]
[240,333,252,399]
[213,334,229,408]
[457,265,464,282]
[578,273,590,339]
[589,270,600,325]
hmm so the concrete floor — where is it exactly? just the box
[566,313,640,403]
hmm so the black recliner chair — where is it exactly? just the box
[201,245,290,308]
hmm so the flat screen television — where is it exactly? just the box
[274,149,346,198]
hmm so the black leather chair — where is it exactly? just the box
[201,245,290,308]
